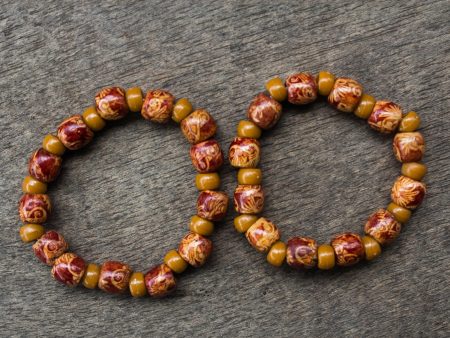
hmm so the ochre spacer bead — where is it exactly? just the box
[391,176,426,210]
[19,223,45,242]
[387,202,412,224]
[364,209,401,245]
[317,244,335,270]
[178,232,213,267]
[234,214,258,233]
[246,217,280,252]
[399,111,421,132]
[237,120,262,139]
[125,87,143,113]
[265,77,288,102]
[229,137,261,168]
[237,168,262,185]
[362,236,382,261]
[141,89,175,123]
[51,252,86,287]
[368,101,403,133]
[22,176,47,194]
[57,115,94,150]
[285,72,318,105]
[19,193,51,224]
[164,249,188,274]
[266,241,287,267]
[328,77,363,112]
[195,173,221,190]
[247,93,282,130]
[401,162,427,181]
[82,106,106,132]
[317,71,335,96]
[82,263,100,289]
[145,264,176,297]
[42,134,66,156]
[189,215,214,236]
[129,272,147,297]
[172,98,193,123]
[95,86,129,120]
[393,132,425,163]
[98,261,132,294]
[181,109,217,144]
[354,94,376,119]
[28,148,62,183]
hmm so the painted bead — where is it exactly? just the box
[98,261,132,294]
[32,230,68,265]
[22,176,47,194]
[393,132,425,163]
[265,77,287,101]
[285,72,318,105]
[57,115,94,150]
[125,87,143,113]
[237,168,262,185]
[368,101,403,133]
[328,77,363,113]
[19,193,51,223]
[189,215,214,236]
[141,89,174,123]
[364,209,402,245]
[190,139,224,173]
[247,93,282,130]
[178,232,212,267]
[237,120,262,139]
[245,217,280,252]
[266,241,287,267]
[354,94,376,119]
[82,106,106,132]
[195,173,221,190]
[51,252,86,287]
[387,202,412,224]
[330,233,365,267]
[317,244,335,270]
[286,237,318,269]
[401,162,427,181]
[196,190,229,221]
[399,111,421,132]
[317,71,335,96]
[163,250,188,274]
[144,264,176,297]
[28,148,62,183]
[234,184,264,214]
[82,263,100,289]
[19,223,45,242]
[42,134,65,156]
[129,272,147,297]
[362,236,382,261]
[391,176,426,209]
[172,98,193,123]
[234,214,259,233]
[95,86,129,120]
[181,109,217,144]
[229,137,261,168]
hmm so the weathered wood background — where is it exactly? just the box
[1,1,449,337]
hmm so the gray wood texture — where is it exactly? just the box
[1,1,449,337]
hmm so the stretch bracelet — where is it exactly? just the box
[18,87,228,297]
[228,71,426,269]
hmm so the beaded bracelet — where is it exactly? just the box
[19,87,229,297]
[228,71,426,269]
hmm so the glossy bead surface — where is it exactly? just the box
[189,215,214,236]
[330,233,364,267]
[234,214,258,233]
[234,184,264,214]
[195,173,221,190]
[51,252,86,287]
[317,71,335,96]
[265,77,287,101]
[95,86,129,120]
[129,272,147,297]
[163,250,188,274]
[98,261,132,294]
[237,168,262,185]
[393,132,425,163]
[391,176,426,209]
[144,264,176,297]
[28,148,62,183]
[364,209,402,245]
[57,115,94,150]
[229,137,261,168]
[354,94,376,119]
[19,193,51,223]
[82,106,106,132]
[285,72,318,105]
[190,139,224,173]
[141,89,174,123]
[82,263,100,289]
[286,237,318,269]
[196,190,229,221]
[32,230,68,265]
[266,241,287,267]
[42,134,66,156]
[245,217,280,252]
[22,175,47,194]
[178,232,212,267]
[387,202,412,224]
[181,109,217,144]
[172,98,193,123]
[247,93,282,129]
[237,120,262,139]
[401,162,427,181]
[328,77,363,112]
[368,100,403,133]
[317,244,335,270]
[399,111,421,132]
[125,87,143,113]
[362,236,382,261]
[19,223,45,242]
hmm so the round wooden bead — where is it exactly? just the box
[368,100,403,133]
[189,215,214,236]
[234,214,258,233]
[125,87,143,113]
[51,252,86,287]
[237,168,262,185]
[57,115,94,150]
[266,241,287,267]
[22,176,47,194]
[28,148,62,183]
[42,134,66,156]
[190,139,224,173]
[19,193,51,223]
[144,264,176,297]
[317,244,335,270]
[178,232,212,267]
[163,250,188,274]
[330,233,365,267]
[393,132,425,163]
[286,237,318,269]
[399,111,421,132]
[364,209,402,245]
[229,137,261,168]
[354,93,376,119]
[82,106,106,132]
[196,190,229,221]
[317,71,335,96]
[401,162,427,181]
[129,272,147,297]
[98,261,132,294]
[95,86,129,120]
[237,120,262,139]
[82,263,100,289]
[172,98,193,123]
[181,109,217,144]
[387,202,412,224]
[233,184,264,214]
[285,72,318,105]
[265,77,287,102]
[245,217,280,252]
[195,173,221,191]
[328,77,363,113]
[247,93,282,130]
[362,236,382,261]
[19,223,45,242]
[391,176,426,209]
[141,89,175,123]
[32,230,68,265]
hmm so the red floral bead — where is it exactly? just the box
[19,193,51,223]
[368,101,403,133]
[285,72,318,105]
[190,139,224,173]
[330,233,364,267]
[98,261,132,294]
[180,109,217,144]
[178,232,213,267]
[32,230,68,265]
[228,137,260,168]
[234,185,264,214]
[94,86,129,120]
[57,115,94,150]
[141,90,175,123]
[247,93,282,129]
[51,252,86,287]
[286,237,318,269]
[144,263,176,297]
[364,209,402,245]
[245,217,280,252]
[28,148,62,183]
[393,132,425,162]
[328,78,363,112]
[196,190,229,221]
[391,176,426,210]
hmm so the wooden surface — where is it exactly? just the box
[1,1,449,337]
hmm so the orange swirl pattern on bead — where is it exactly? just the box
[190,140,224,173]
[98,261,132,294]
[57,115,94,150]
[393,132,425,162]
[28,148,62,183]
[181,109,217,144]
[19,194,51,223]
[330,233,364,267]
[32,230,68,265]
[285,72,318,105]
[144,264,176,297]
[233,185,264,214]
[95,86,128,120]
[178,232,212,267]
[247,93,282,129]
[391,176,426,209]
[141,89,174,123]
[51,252,86,286]
[228,137,260,168]
[196,190,229,221]
[286,237,318,269]
[245,217,280,252]
[364,209,401,245]
[368,101,403,133]
[328,77,363,112]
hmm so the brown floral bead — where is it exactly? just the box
[190,139,224,173]
[234,185,264,214]
[181,109,217,144]
[95,86,129,120]
[368,101,403,133]
[247,93,282,130]
[28,148,62,183]
[245,217,280,252]
[328,78,363,113]
[196,190,229,221]
[393,132,425,163]
[98,261,132,294]
[51,252,86,287]
[285,72,318,105]
[364,209,402,245]
[286,237,318,269]
[391,176,426,210]
[330,233,365,267]
[19,193,51,223]
[229,137,260,168]
[141,90,175,123]
[178,232,212,267]
[32,230,68,265]
[57,115,94,150]
[144,264,176,297]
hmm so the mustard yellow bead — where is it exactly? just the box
[233,214,258,233]
[195,173,221,190]
[19,223,44,242]
[129,272,147,297]
[172,98,193,123]
[265,77,287,102]
[22,176,47,194]
[401,162,427,181]
[317,244,335,270]
[317,71,335,96]
[82,106,106,132]
[189,215,214,236]
[82,263,100,289]
[399,111,421,132]
[126,87,143,113]
[387,202,412,224]
[362,236,381,261]
[237,120,262,139]
[164,249,188,274]
[237,168,262,185]
[354,94,376,119]
[266,241,287,267]
[42,134,66,156]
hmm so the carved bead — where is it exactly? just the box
[51,252,86,287]
[228,137,260,168]
[19,193,51,223]
[57,115,94,150]
[391,176,426,210]
[178,232,212,267]
[144,264,176,297]
[330,233,364,267]
[95,86,129,120]
[245,217,280,252]
[368,101,403,133]
[234,184,264,214]
[364,209,402,245]
[28,148,62,183]
[393,132,425,162]
[98,261,132,294]
[190,139,224,173]
[181,109,217,144]
[286,237,318,269]
[328,78,363,112]
[32,230,68,265]
[247,93,282,129]
[285,72,318,105]
[141,90,174,123]
[196,190,229,221]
